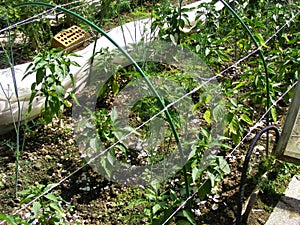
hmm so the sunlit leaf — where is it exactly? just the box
[212,105,225,123]
[271,107,277,122]
[150,180,160,194]
[0,214,19,225]
[228,115,239,135]
[203,109,211,125]
[90,138,99,151]
[192,167,203,182]
[182,209,196,225]
[241,114,253,125]
[152,204,161,214]
[217,156,230,174]
[110,108,118,123]
[112,80,120,95]
[45,193,58,202]
[32,202,41,217]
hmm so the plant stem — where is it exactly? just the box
[15,2,190,202]
[177,0,183,45]
[220,0,270,156]
[6,18,21,199]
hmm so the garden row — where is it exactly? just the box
[0,0,299,224]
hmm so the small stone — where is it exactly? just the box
[212,203,219,210]
[194,209,201,216]
[35,161,43,169]
[24,212,31,219]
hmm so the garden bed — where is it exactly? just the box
[0,108,298,224]
[0,0,300,224]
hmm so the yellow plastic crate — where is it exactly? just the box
[51,25,87,52]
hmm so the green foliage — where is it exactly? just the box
[143,180,172,224]
[0,214,27,225]
[0,183,80,225]
[151,1,190,44]
[0,4,20,27]
[189,127,231,192]
[131,178,197,225]
[1,0,56,59]
[92,48,125,98]
[76,107,140,179]
[23,48,79,123]
[2,0,300,224]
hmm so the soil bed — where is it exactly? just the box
[1,0,299,224]
[0,81,298,224]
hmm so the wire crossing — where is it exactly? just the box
[0,1,299,224]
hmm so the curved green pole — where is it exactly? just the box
[14,2,190,197]
[220,0,270,125]
[219,1,270,224]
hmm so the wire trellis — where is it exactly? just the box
[0,0,299,224]
[0,0,85,34]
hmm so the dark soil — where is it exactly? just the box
[0,84,297,225]
[1,1,299,224]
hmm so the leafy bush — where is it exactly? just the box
[1,0,300,224]
[23,48,79,123]
[0,183,81,224]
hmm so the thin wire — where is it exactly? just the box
[211,7,299,77]
[161,7,300,225]
[226,8,300,157]
[5,74,219,220]
[161,11,300,221]
[0,36,279,221]
[227,80,298,158]
[161,78,299,225]
[1,1,299,222]
[0,8,56,34]
[0,1,82,34]
[265,9,299,44]
[161,182,203,225]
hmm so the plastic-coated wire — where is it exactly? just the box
[227,80,298,158]
[1,2,297,223]
[4,10,252,213]
[220,0,271,157]
[161,6,299,223]
[14,1,190,200]
[220,8,299,77]
[0,73,219,224]
[0,0,83,34]
[1,10,297,222]
[220,0,270,109]
[161,78,298,225]
[88,32,99,79]
[236,125,280,225]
